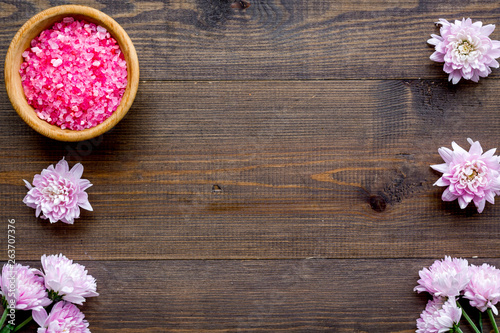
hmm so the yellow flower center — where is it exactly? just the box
[467,169,478,181]
[457,41,474,55]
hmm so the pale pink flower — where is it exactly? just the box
[0,264,51,311]
[428,18,500,83]
[464,263,500,315]
[431,138,500,213]
[33,301,90,333]
[415,256,470,298]
[417,297,445,333]
[41,254,98,305]
[417,298,462,333]
[23,158,92,224]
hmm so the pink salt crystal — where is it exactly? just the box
[51,58,63,67]
[19,17,128,131]
[48,39,59,49]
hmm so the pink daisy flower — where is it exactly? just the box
[33,301,90,333]
[417,298,462,333]
[41,254,98,305]
[464,263,500,315]
[23,158,92,224]
[431,138,500,213]
[415,256,470,298]
[428,18,500,83]
[0,264,51,311]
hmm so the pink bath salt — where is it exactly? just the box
[19,17,128,131]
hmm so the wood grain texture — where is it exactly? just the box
[2,0,500,332]
[16,258,490,332]
[2,0,500,80]
[2,80,500,260]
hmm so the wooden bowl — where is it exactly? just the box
[4,5,139,142]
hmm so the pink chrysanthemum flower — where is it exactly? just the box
[417,298,445,333]
[41,254,98,305]
[428,18,500,84]
[431,138,500,213]
[23,158,92,224]
[33,301,90,333]
[415,256,470,298]
[0,264,51,311]
[464,263,500,315]
[416,298,462,333]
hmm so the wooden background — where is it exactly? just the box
[2,0,500,332]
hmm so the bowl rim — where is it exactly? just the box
[4,5,139,142]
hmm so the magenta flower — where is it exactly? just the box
[0,264,51,311]
[428,18,500,83]
[33,301,90,333]
[417,298,462,333]
[431,139,500,213]
[415,256,470,298]
[464,263,500,315]
[41,254,98,305]
[23,158,92,224]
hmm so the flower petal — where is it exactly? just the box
[437,18,450,26]
[427,35,443,45]
[430,51,445,62]
[449,71,462,84]
[431,163,449,174]
[482,148,497,159]
[442,188,458,202]
[32,308,48,327]
[69,163,84,179]
[481,24,496,36]
[462,193,474,203]
[468,139,483,156]
[457,196,469,209]
[485,191,495,204]
[489,59,500,69]
[23,179,33,190]
[438,147,454,163]
[488,48,500,58]
[78,179,93,191]
[55,158,69,174]
[474,198,486,213]
[452,141,468,159]
[78,199,93,212]
[434,177,450,186]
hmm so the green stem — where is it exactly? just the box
[457,302,481,333]
[0,309,8,329]
[488,308,499,333]
[13,315,32,332]
[478,311,483,333]
[455,327,464,333]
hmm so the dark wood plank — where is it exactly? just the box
[3,80,500,260]
[3,1,500,332]
[11,258,498,332]
[6,258,443,332]
[2,0,500,80]
[1,1,500,332]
